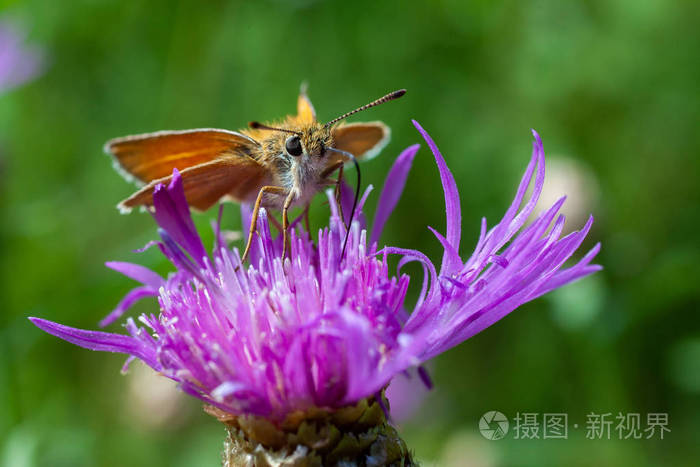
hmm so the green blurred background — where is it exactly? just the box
[1,0,698,465]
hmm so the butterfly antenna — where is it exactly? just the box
[324,89,406,128]
[327,148,361,261]
[249,121,301,135]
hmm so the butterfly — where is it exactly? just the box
[105,86,405,261]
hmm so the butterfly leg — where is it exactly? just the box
[281,190,295,259]
[302,204,311,233]
[267,213,284,234]
[335,164,346,226]
[241,185,287,264]
[321,161,346,224]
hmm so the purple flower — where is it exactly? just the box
[0,19,45,93]
[31,121,600,421]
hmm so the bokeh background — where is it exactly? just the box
[1,0,698,465]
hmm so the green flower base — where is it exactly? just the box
[207,395,416,466]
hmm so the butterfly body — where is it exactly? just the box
[240,120,335,210]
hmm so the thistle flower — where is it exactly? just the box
[31,121,600,464]
[0,18,44,93]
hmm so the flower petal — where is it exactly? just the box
[151,169,207,265]
[370,144,419,246]
[105,261,163,289]
[98,285,157,327]
[412,120,461,273]
[29,317,159,369]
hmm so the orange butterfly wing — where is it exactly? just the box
[106,129,267,212]
[118,157,268,213]
[105,128,260,185]
[296,84,317,124]
[331,122,390,161]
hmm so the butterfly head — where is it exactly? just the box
[250,121,333,160]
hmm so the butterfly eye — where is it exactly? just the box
[285,136,303,157]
